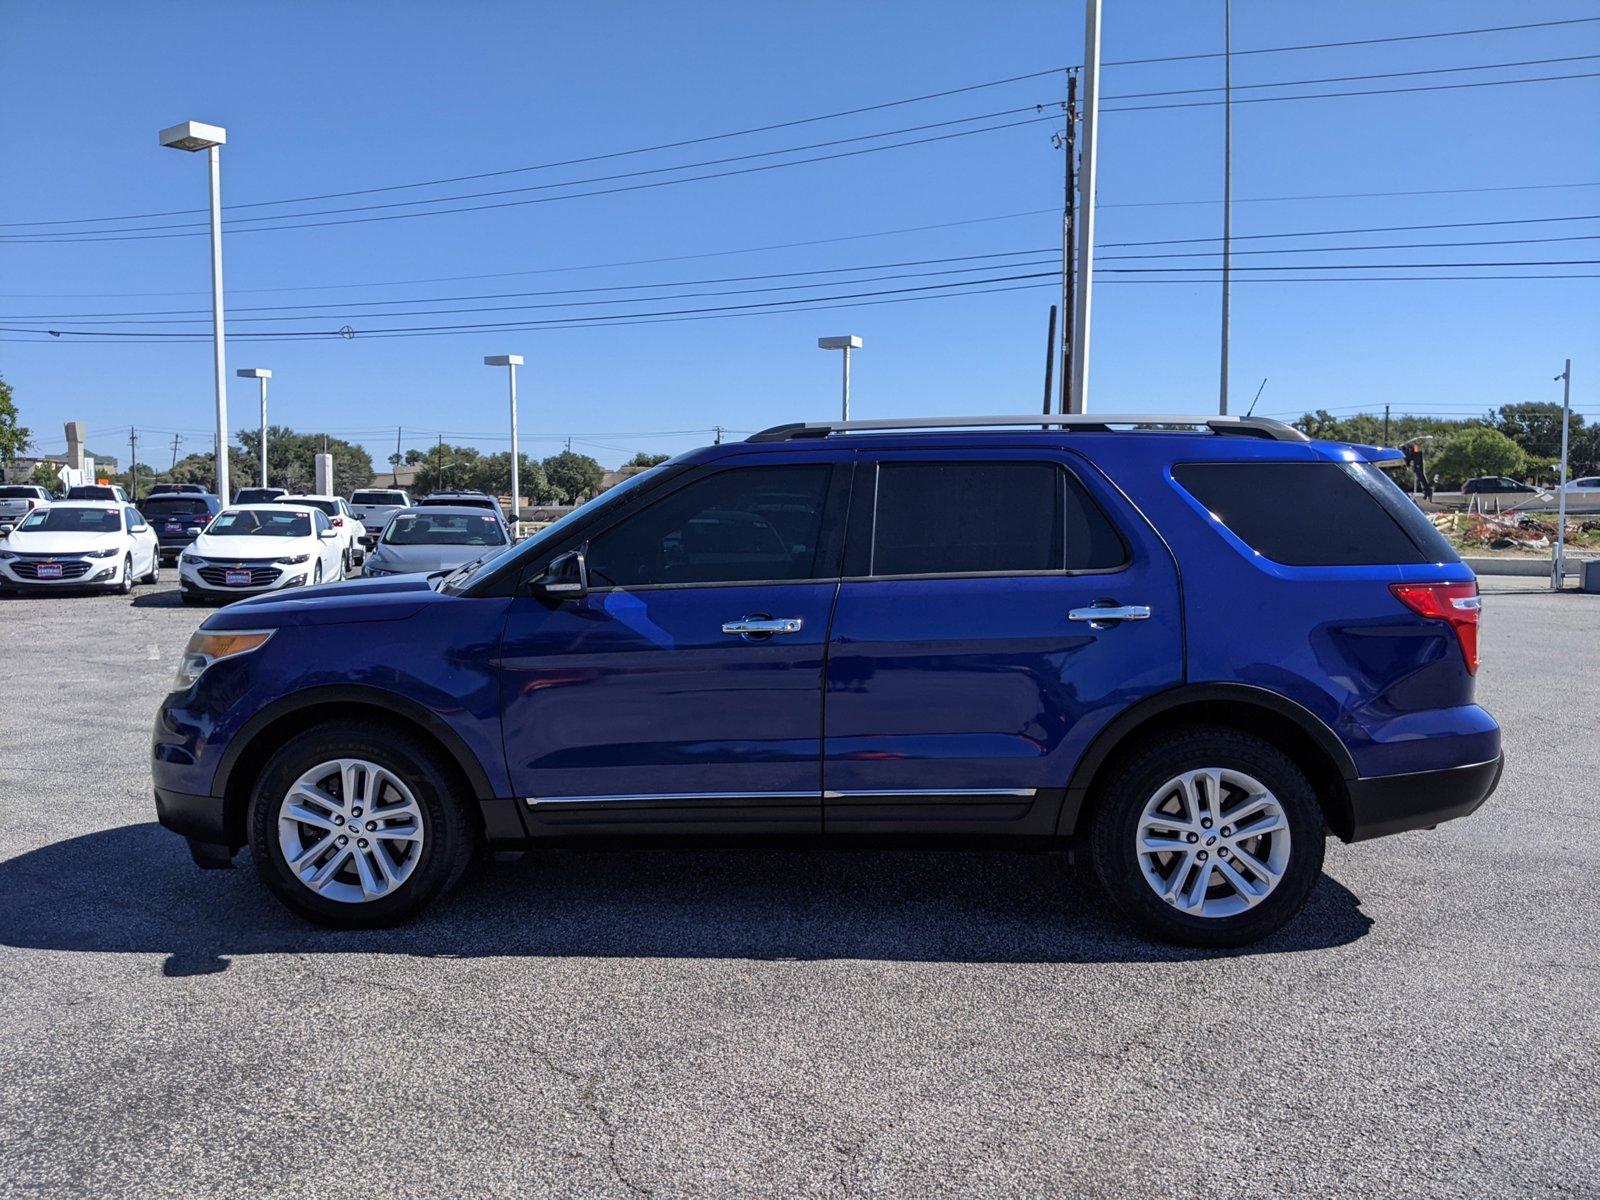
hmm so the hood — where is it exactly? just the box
[192,533,316,561]
[204,574,440,630]
[367,543,502,574]
[5,529,125,555]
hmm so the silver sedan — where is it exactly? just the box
[360,506,512,578]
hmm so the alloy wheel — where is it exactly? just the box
[276,758,426,904]
[1134,767,1291,919]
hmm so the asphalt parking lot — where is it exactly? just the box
[0,579,1595,1198]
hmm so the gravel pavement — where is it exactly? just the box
[0,577,1595,1198]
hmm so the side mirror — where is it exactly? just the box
[131,523,149,533]
[532,547,588,599]
[189,526,204,538]
[0,524,13,537]
[319,528,339,540]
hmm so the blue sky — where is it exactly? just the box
[2,0,1596,469]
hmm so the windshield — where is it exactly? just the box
[20,507,123,534]
[139,497,211,517]
[0,487,42,499]
[422,496,496,512]
[207,509,311,538]
[385,512,507,547]
[66,487,115,499]
[289,498,339,516]
[234,489,284,504]
[352,491,406,506]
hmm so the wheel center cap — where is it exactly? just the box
[1205,835,1217,846]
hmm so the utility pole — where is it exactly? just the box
[394,426,403,487]
[1383,404,1391,446]
[1553,358,1573,591]
[436,433,444,491]
[1218,0,1234,415]
[1059,70,1078,414]
[713,425,725,445]
[565,436,572,452]
[1042,304,1058,415]
[128,427,139,500]
[169,434,183,471]
[1068,0,1102,414]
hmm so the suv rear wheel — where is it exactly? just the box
[247,722,475,928]
[1085,727,1325,948]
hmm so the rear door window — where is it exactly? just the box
[867,461,1125,577]
[1173,461,1458,565]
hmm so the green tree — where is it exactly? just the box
[0,373,30,470]
[406,442,484,495]
[625,451,670,468]
[1434,427,1526,486]
[167,448,255,492]
[30,461,63,493]
[542,450,606,503]
[235,427,376,496]
[1491,401,1582,460]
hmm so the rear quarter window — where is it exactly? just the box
[1172,461,1458,566]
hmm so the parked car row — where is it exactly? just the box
[0,488,516,603]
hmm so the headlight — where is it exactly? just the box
[181,552,207,565]
[364,565,393,576]
[86,548,121,559]
[275,553,310,565]
[0,550,14,561]
[175,628,274,689]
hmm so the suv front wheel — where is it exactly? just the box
[1086,727,1325,948]
[247,722,475,928]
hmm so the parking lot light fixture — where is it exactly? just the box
[484,355,524,526]
[237,369,272,487]
[160,120,230,502]
[817,336,862,421]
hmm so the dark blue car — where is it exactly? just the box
[138,491,224,564]
[152,415,1500,946]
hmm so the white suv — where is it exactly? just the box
[178,504,345,605]
[284,495,366,572]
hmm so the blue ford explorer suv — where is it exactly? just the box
[152,415,1501,947]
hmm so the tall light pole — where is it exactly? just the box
[160,121,230,501]
[236,368,271,487]
[1069,0,1102,414]
[1219,0,1234,415]
[484,355,524,523]
[1553,358,1573,591]
[818,336,862,420]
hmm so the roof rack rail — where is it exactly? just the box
[746,413,1309,444]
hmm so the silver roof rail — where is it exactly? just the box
[746,413,1308,444]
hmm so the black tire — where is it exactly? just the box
[143,555,160,584]
[1085,726,1325,949]
[118,554,135,595]
[247,721,475,928]
[341,549,352,576]
[312,560,323,586]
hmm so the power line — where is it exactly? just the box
[8,214,1595,322]
[6,14,1596,231]
[9,68,1600,245]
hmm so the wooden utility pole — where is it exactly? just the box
[1059,70,1078,414]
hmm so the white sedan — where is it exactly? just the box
[0,501,160,594]
[1556,476,1600,503]
[178,504,345,605]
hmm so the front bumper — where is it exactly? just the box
[178,557,308,597]
[0,558,123,589]
[154,786,237,867]
[1344,753,1503,841]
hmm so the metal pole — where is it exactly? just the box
[1383,404,1390,446]
[1219,0,1233,415]
[1061,71,1078,414]
[1553,358,1572,591]
[1043,304,1058,415]
[1069,0,1101,414]
[507,362,520,523]
[259,375,269,486]
[841,346,851,421]
[128,427,138,501]
[207,144,229,502]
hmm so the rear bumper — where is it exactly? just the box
[1343,753,1503,842]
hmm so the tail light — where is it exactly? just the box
[331,517,344,526]
[1390,581,1481,674]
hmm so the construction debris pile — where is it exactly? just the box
[1430,511,1600,552]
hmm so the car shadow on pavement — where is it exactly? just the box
[130,589,197,608]
[0,823,1372,976]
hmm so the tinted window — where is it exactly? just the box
[289,498,339,516]
[139,497,212,517]
[352,491,407,506]
[20,507,123,533]
[422,495,496,512]
[587,465,832,587]
[1173,461,1458,566]
[869,461,1123,576]
[0,487,41,498]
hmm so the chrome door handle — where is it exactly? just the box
[722,616,804,636]
[1068,604,1152,624]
